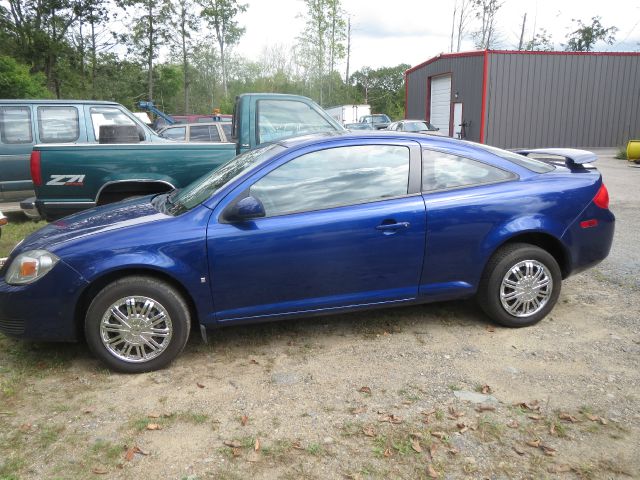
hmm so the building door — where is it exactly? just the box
[453,102,463,139]
[429,75,451,135]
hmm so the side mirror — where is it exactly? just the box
[225,195,265,222]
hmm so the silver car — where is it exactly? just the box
[387,120,447,136]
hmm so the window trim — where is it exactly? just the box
[0,106,33,144]
[420,147,518,194]
[37,105,80,143]
[245,143,420,219]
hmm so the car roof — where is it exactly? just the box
[0,99,120,105]
[276,130,460,149]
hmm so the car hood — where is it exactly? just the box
[17,197,167,253]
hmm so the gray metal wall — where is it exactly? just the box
[487,53,640,148]
[406,55,484,142]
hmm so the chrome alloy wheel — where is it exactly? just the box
[100,296,173,363]
[499,260,553,317]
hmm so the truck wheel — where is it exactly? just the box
[477,243,561,327]
[85,276,191,373]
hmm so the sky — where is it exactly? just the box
[234,0,640,73]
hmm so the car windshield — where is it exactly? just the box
[372,115,390,123]
[161,143,284,215]
[405,121,436,132]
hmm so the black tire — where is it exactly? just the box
[85,276,191,373]
[477,243,561,327]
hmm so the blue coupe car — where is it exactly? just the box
[0,132,614,372]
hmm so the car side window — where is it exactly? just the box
[190,125,212,142]
[256,99,336,144]
[162,127,186,140]
[37,106,80,143]
[209,126,221,142]
[90,106,138,141]
[0,106,33,144]
[221,123,232,139]
[250,145,410,217]
[422,149,515,192]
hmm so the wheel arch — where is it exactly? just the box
[490,231,571,279]
[74,267,200,341]
[96,180,175,205]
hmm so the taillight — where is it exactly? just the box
[30,150,42,186]
[593,183,609,209]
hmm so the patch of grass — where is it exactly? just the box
[306,442,323,456]
[340,421,363,437]
[128,412,176,432]
[179,412,209,424]
[476,416,504,442]
[434,408,445,421]
[0,456,25,480]
[614,146,628,160]
[90,439,123,462]
[37,424,65,449]
[0,216,46,257]
[261,439,292,458]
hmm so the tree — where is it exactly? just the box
[200,0,247,98]
[564,16,618,52]
[450,0,473,52]
[471,0,502,49]
[169,0,200,113]
[119,0,172,101]
[351,64,409,120]
[525,29,554,51]
[0,55,51,98]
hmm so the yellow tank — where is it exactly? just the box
[628,140,640,162]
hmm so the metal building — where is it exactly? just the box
[404,50,640,148]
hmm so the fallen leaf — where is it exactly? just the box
[599,417,608,425]
[528,414,542,421]
[83,407,95,414]
[410,432,424,439]
[507,419,519,429]
[485,325,495,333]
[359,386,372,395]
[232,447,241,457]
[429,443,438,459]
[292,441,304,450]
[383,331,390,336]
[249,359,259,365]
[254,438,261,451]
[541,445,557,456]
[224,440,242,448]
[456,422,468,434]
[447,447,459,455]
[549,424,556,435]
[559,412,578,423]
[378,414,402,424]
[146,423,161,431]
[548,464,572,473]
[92,466,108,474]
[422,409,436,416]
[18,423,32,432]
[585,413,599,421]
[476,404,496,412]
[147,412,160,419]
[431,431,446,439]
[196,382,205,389]
[362,426,376,437]
[516,400,540,411]
[427,463,439,478]
[448,406,465,419]
[513,446,525,455]
[481,384,492,394]
[351,405,367,415]
[124,446,142,462]
[240,415,248,426]
[411,438,422,453]
[383,447,392,457]
[526,439,541,448]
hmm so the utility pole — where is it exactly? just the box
[518,12,527,50]
[344,16,351,84]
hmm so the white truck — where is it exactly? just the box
[325,104,371,126]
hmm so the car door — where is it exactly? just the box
[207,140,426,322]
[0,105,34,202]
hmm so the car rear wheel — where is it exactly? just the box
[477,243,561,327]
[85,276,191,373]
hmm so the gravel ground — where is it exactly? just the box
[0,150,638,480]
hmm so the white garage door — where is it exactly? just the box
[430,75,451,135]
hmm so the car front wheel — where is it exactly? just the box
[478,243,561,327]
[85,276,191,372]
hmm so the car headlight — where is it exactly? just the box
[5,250,60,285]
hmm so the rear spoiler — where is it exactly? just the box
[515,148,597,165]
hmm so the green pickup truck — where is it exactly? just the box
[32,94,342,220]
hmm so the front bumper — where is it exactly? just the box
[19,197,41,220]
[0,259,89,341]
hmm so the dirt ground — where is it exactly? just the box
[1,150,638,480]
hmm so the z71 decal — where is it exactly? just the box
[46,174,86,186]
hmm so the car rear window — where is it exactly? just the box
[0,106,32,144]
[37,106,80,143]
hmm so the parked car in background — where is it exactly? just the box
[359,114,391,130]
[0,100,164,217]
[154,113,232,130]
[325,104,371,126]
[345,122,374,130]
[0,210,6,239]
[158,122,231,142]
[387,120,447,136]
[0,132,614,372]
